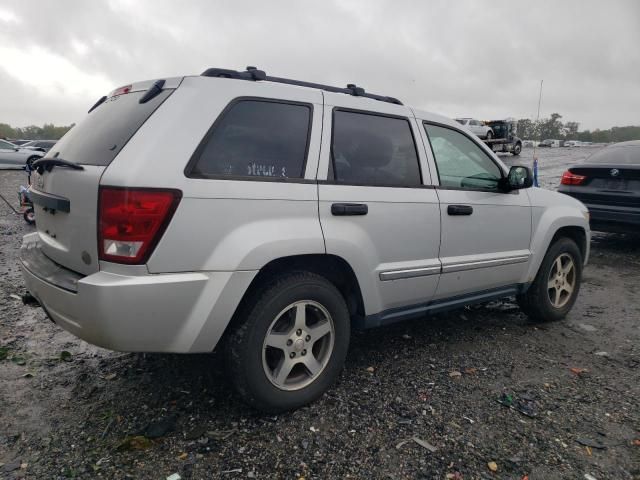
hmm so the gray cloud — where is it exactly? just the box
[1,0,638,130]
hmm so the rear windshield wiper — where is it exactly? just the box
[88,95,107,113]
[32,158,85,174]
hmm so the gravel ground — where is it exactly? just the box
[1,148,639,480]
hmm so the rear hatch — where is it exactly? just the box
[30,78,181,275]
[566,164,640,208]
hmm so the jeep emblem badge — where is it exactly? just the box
[610,168,620,177]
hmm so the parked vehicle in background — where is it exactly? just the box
[559,140,640,233]
[484,119,523,155]
[0,139,44,169]
[455,118,494,139]
[20,67,590,412]
[540,139,561,147]
[564,141,581,147]
[21,140,57,153]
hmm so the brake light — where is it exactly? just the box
[109,84,132,97]
[560,170,587,185]
[98,187,181,264]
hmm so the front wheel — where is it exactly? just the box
[225,271,350,412]
[26,156,40,169]
[485,130,493,140]
[517,237,582,322]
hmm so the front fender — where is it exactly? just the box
[524,203,590,283]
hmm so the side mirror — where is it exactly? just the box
[501,165,533,191]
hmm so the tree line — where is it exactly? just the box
[0,123,74,141]
[516,114,640,143]
[2,116,639,144]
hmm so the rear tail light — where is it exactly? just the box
[560,170,587,185]
[98,187,181,264]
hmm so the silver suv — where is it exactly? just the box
[20,67,590,412]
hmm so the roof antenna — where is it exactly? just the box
[532,79,543,187]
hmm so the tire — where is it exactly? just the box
[512,142,522,155]
[517,237,582,322]
[26,156,39,169]
[485,130,493,140]
[23,208,35,225]
[225,271,350,413]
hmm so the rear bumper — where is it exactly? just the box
[587,204,640,232]
[20,233,256,353]
[558,192,640,233]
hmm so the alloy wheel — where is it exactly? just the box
[547,253,576,308]
[262,300,335,391]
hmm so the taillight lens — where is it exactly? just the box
[560,170,587,185]
[98,187,181,264]
[109,84,132,97]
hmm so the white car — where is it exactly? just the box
[455,118,494,139]
[21,140,58,153]
[0,139,44,169]
[21,67,590,412]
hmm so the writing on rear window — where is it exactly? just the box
[190,99,311,180]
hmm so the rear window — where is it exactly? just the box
[188,99,312,179]
[330,110,421,187]
[587,145,640,165]
[45,89,173,166]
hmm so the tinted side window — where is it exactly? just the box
[331,110,421,187]
[191,100,311,179]
[424,123,502,190]
[0,140,14,149]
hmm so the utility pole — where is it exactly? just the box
[533,79,543,187]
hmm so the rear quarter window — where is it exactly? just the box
[46,89,173,166]
[330,110,422,187]
[187,99,312,180]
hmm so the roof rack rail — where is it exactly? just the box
[200,66,403,105]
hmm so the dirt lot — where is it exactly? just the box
[1,148,639,480]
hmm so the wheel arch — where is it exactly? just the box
[525,216,589,284]
[550,226,588,262]
[225,254,365,335]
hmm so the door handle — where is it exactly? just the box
[447,204,473,216]
[331,203,368,216]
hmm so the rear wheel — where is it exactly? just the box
[485,130,493,140]
[23,208,35,225]
[512,142,522,155]
[517,237,582,322]
[226,271,350,412]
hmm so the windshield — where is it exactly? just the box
[45,89,173,166]
[587,145,640,165]
[489,124,507,137]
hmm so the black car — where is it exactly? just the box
[558,140,640,233]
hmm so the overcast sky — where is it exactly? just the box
[1,0,638,131]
